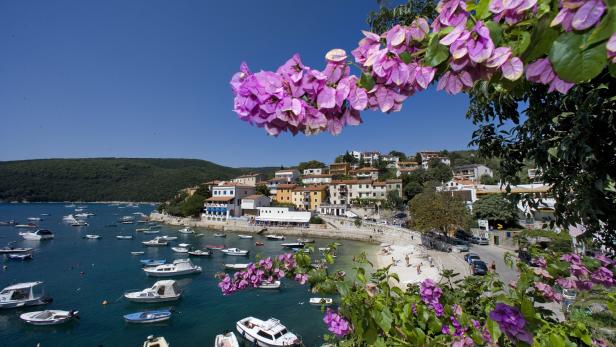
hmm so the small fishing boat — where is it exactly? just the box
[0,220,17,226]
[8,253,33,261]
[83,234,101,239]
[143,259,202,277]
[255,241,264,246]
[214,233,227,238]
[120,221,134,224]
[19,310,78,325]
[19,229,54,241]
[64,204,76,208]
[257,281,281,289]
[309,297,333,306]
[188,249,211,257]
[159,235,178,241]
[136,227,151,232]
[15,223,38,228]
[116,235,133,240]
[171,247,189,253]
[297,238,315,243]
[131,251,145,256]
[74,213,89,218]
[124,280,181,303]
[71,220,88,227]
[143,229,160,234]
[220,248,249,256]
[224,263,249,270]
[40,213,51,216]
[266,235,284,241]
[318,247,331,252]
[215,331,240,347]
[142,237,168,247]
[238,234,253,239]
[281,242,304,249]
[27,217,43,221]
[236,317,301,347]
[178,243,190,247]
[124,309,171,324]
[140,259,166,267]
[0,282,52,309]
[206,245,225,250]
[0,246,34,254]
[178,227,194,234]
[143,336,169,347]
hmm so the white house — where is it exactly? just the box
[275,169,300,182]
[396,161,420,177]
[303,168,324,175]
[351,167,379,180]
[328,179,400,205]
[241,194,271,216]
[418,151,451,169]
[453,164,493,182]
[231,173,266,187]
[202,183,256,221]
[381,154,400,168]
[254,207,311,227]
[301,174,332,185]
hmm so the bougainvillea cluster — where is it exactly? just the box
[489,303,534,344]
[230,0,614,137]
[323,308,352,337]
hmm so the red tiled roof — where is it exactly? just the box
[303,174,333,178]
[277,184,297,189]
[243,194,267,200]
[206,196,234,202]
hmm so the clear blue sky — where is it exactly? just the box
[0,0,475,167]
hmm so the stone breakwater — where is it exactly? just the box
[149,212,421,244]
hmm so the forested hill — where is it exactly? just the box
[0,158,276,202]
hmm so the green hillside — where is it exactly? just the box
[0,158,275,202]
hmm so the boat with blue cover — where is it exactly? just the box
[123,309,172,324]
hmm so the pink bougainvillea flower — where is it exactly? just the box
[534,267,553,279]
[352,31,382,66]
[323,309,352,336]
[433,0,469,32]
[441,22,495,64]
[591,267,615,287]
[437,70,474,94]
[595,253,614,267]
[408,18,430,41]
[490,0,537,24]
[556,277,577,289]
[607,33,616,63]
[526,58,574,94]
[534,282,562,302]
[501,57,524,80]
[551,0,606,31]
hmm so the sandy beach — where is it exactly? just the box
[375,243,441,286]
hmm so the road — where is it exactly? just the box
[454,244,519,285]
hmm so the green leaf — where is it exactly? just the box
[325,253,334,264]
[485,21,503,46]
[486,319,502,342]
[587,9,616,46]
[610,63,616,78]
[548,147,559,158]
[525,19,560,61]
[424,34,450,67]
[372,308,393,332]
[549,32,608,83]
[469,0,491,19]
[509,30,531,56]
[359,72,375,91]
[399,51,412,64]
[549,333,566,347]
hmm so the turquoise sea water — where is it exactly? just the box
[0,203,376,347]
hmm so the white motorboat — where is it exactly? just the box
[281,242,304,249]
[159,236,178,241]
[143,259,202,277]
[297,238,315,243]
[0,282,52,309]
[221,248,249,256]
[144,336,169,347]
[215,331,240,347]
[142,237,168,247]
[143,229,160,234]
[178,227,194,234]
[266,235,285,240]
[214,233,227,238]
[65,204,76,208]
[19,229,54,241]
[63,214,77,222]
[238,234,253,239]
[116,235,133,240]
[27,217,43,221]
[0,246,34,254]
[15,223,38,228]
[318,247,331,252]
[83,234,101,239]
[257,281,281,289]
[19,310,79,325]
[136,227,151,232]
[224,263,249,270]
[74,213,89,218]
[188,249,211,257]
[124,280,181,303]
[8,253,33,261]
[71,220,88,227]
[131,251,145,255]
[178,243,190,247]
[236,317,301,347]
[309,297,333,306]
[171,247,189,253]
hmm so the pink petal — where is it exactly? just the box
[362,30,381,42]
[608,33,616,52]
[486,47,512,68]
[440,25,465,46]
[572,0,605,30]
[386,25,406,47]
[550,9,567,27]
[317,86,336,109]
[501,57,524,80]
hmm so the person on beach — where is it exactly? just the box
[392,256,396,266]
[490,261,496,272]
[416,263,421,275]
[405,254,410,267]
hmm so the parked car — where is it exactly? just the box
[393,212,407,219]
[464,253,480,264]
[471,261,488,275]
[453,244,469,252]
[470,236,481,244]
[478,237,490,245]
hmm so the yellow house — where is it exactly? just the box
[274,184,297,204]
[292,185,328,211]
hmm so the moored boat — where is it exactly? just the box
[27,217,43,221]
[83,234,101,239]
[15,223,38,229]
[236,317,301,346]
[266,235,284,241]
[143,259,202,277]
[297,238,315,243]
[187,249,211,257]
[0,282,52,309]
[124,280,181,303]
[0,246,33,254]
[143,229,160,234]
[309,297,333,306]
[255,241,264,246]
[142,237,168,247]
[206,245,225,250]
[159,236,178,241]
[171,247,189,253]
[178,227,194,234]
[140,259,166,267]
[238,234,253,239]
[143,336,169,347]
[281,242,304,249]
[7,253,33,261]
[19,229,54,241]
[224,263,249,270]
[19,310,78,325]
[124,309,171,324]
[215,331,240,347]
[257,281,281,289]
[220,248,249,256]
[116,235,133,240]
[131,251,145,256]
[214,233,227,238]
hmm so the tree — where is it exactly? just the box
[255,184,271,197]
[426,159,452,183]
[343,151,356,164]
[388,150,407,161]
[472,195,518,227]
[385,189,404,210]
[479,174,497,185]
[409,190,470,234]
[403,181,423,201]
[297,160,326,172]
